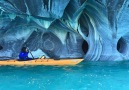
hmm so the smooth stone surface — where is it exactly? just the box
[0,0,129,61]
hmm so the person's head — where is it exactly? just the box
[21,47,29,52]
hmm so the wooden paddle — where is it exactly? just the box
[29,50,34,59]
[27,47,34,59]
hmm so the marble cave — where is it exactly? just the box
[0,0,129,61]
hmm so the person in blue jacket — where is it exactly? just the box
[19,47,32,61]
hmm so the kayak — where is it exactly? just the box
[0,58,83,66]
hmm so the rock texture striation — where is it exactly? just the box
[0,0,129,61]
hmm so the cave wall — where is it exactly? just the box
[0,0,129,61]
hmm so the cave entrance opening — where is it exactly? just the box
[117,37,127,54]
[82,40,88,54]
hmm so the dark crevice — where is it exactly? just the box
[82,40,88,54]
[42,0,52,11]
[78,0,86,5]
[50,0,52,11]
[95,0,104,6]
[0,45,3,50]
[117,40,121,52]
[43,0,49,11]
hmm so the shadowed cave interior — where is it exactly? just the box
[117,37,128,55]
[82,40,88,54]
[0,45,3,50]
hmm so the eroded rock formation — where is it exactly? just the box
[0,0,129,61]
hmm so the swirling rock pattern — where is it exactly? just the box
[0,0,129,61]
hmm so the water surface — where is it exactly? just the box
[0,61,129,90]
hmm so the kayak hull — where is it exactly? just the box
[0,59,83,66]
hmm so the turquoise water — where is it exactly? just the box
[0,61,129,90]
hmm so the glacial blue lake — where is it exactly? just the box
[0,61,129,90]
